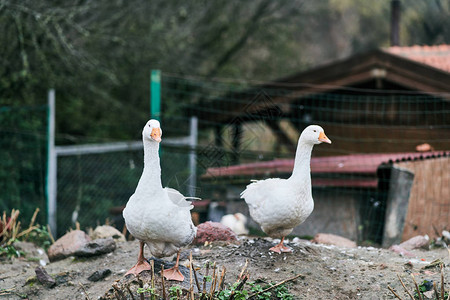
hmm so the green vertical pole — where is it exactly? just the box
[150,70,161,120]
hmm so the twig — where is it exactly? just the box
[201,262,210,299]
[150,259,155,300]
[209,262,217,299]
[397,274,414,300]
[191,262,201,293]
[248,273,304,299]
[411,274,423,300]
[190,252,194,300]
[79,282,92,300]
[433,282,440,300]
[0,287,15,296]
[125,284,135,300]
[112,283,126,300]
[441,264,445,300]
[46,224,55,243]
[161,265,167,300]
[238,259,248,280]
[218,266,226,291]
[229,273,249,300]
[137,275,144,300]
[388,286,403,300]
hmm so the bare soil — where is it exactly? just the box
[1,237,449,300]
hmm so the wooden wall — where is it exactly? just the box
[395,156,450,241]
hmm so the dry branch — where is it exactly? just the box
[388,286,403,300]
[248,273,304,299]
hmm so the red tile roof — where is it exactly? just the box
[202,151,449,188]
[386,44,450,73]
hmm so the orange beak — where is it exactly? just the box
[318,131,332,144]
[150,128,162,142]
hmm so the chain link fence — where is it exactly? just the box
[2,73,449,244]
[0,105,48,226]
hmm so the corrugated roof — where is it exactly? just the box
[386,44,450,73]
[202,151,449,188]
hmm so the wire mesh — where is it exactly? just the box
[0,105,48,226]
[161,73,450,245]
[2,73,449,244]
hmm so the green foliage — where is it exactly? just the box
[26,225,52,251]
[413,279,449,300]
[137,286,158,297]
[0,244,25,259]
[215,281,294,300]
[168,286,182,300]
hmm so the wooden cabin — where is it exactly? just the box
[193,45,450,245]
[192,45,450,159]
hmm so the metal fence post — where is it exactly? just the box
[150,70,161,120]
[46,89,57,236]
[188,116,198,197]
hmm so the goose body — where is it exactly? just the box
[241,125,331,252]
[123,119,196,280]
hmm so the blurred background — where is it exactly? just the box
[1,0,449,246]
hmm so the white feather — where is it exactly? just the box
[241,125,330,238]
[123,120,197,258]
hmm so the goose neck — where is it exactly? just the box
[290,141,313,179]
[136,140,162,191]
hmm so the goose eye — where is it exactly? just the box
[313,130,317,133]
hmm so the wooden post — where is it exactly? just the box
[232,122,242,164]
[390,0,401,46]
[382,165,414,247]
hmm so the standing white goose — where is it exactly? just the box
[123,119,197,281]
[241,125,331,253]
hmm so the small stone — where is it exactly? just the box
[48,230,91,262]
[88,269,112,282]
[423,291,434,299]
[91,225,126,242]
[193,222,238,245]
[74,238,116,257]
[399,235,429,251]
[389,245,415,257]
[35,266,56,288]
[312,233,357,248]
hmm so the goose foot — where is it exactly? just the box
[126,240,151,276]
[269,237,292,254]
[162,266,184,281]
[125,260,152,276]
[162,250,184,281]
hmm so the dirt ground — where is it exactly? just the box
[1,237,449,300]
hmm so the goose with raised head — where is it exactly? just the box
[241,125,331,253]
[123,119,197,281]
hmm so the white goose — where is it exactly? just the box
[241,125,331,253]
[123,119,197,281]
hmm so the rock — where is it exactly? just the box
[91,225,126,242]
[13,241,49,266]
[35,266,56,288]
[193,221,238,245]
[399,235,429,250]
[389,245,415,257]
[88,269,112,282]
[74,238,116,257]
[312,233,357,248]
[47,230,91,262]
